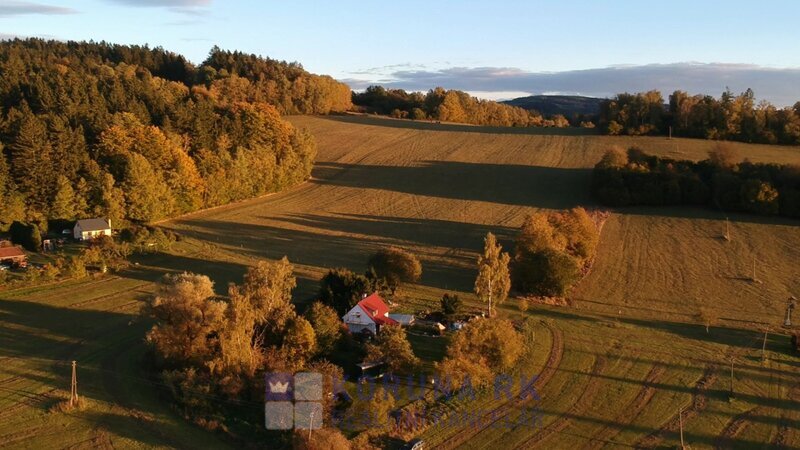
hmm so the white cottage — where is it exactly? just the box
[74,218,112,241]
[342,293,398,335]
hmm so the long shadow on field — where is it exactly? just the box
[525,407,788,449]
[320,114,600,136]
[0,298,133,359]
[270,213,516,254]
[127,253,249,296]
[533,307,785,353]
[312,161,594,209]
[169,217,501,292]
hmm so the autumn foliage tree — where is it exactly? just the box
[437,319,524,390]
[145,273,226,365]
[364,325,419,375]
[305,301,344,357]
[367,246,422,294]
[474,232,511,317]
[511,207,598,297]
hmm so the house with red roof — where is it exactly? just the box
[342,293,399,335]
[0,246,27,268]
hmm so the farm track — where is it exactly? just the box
[772,382,800,448]
[513,355,608,449]
[635,364,719,448]
[714,406,763,449]
[436,324,564,450]
[585,363,667,450]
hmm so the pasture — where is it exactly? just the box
[2,115,799,448]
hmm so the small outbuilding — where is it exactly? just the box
[388,313,415,327]
[74,218,112,241]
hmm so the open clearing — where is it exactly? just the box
[2,115,799,448]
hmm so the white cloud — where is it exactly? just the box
[0,1,76,17]
[344,63,800,106]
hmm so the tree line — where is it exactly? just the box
[592,144,800,217]
[598,89,800,145]
[0,39,352,231]
[352,85,571,128]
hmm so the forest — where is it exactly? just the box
[592,144,800,218]
[598,89,800,145]
[0,39,352,230]
[352,85,571,127]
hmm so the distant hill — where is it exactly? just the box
[502,95,604,117]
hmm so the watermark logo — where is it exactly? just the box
[266,371,541,431]
[265,372,322,430]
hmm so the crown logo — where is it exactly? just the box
[269,381,289,394]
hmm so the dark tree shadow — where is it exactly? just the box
[312,161,594,209]
[321,114,600,136]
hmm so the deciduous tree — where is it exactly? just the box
[475,233,511,317]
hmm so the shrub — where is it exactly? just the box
[596,147,628,169]
[9,221,42,251]
[512,248,580,297]
[319,268,375,316]
[740,179,780,214]
[552,207,598,264]
[365,325,418,375]
[440,293,461,316]
[437,319,524,390]
[367,246,422,294]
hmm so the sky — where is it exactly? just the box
[2,0,800,105]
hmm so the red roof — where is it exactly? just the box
[357,293,398,326]
[0,246,25,259]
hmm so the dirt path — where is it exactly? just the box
[635,364,719,448]
[436,324,564,450]
[714,406,763,449]
[772,382,800,448]
[585,362,666,450]
[513,355,608,449]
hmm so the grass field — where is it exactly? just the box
[2,115,799,448]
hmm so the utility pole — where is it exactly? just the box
[679,406,685,449]
[785,296,797,327]
[69,361,78,407]
[308,409,315,441]
[751,256,759,283]
[724,217,730,241]
[761,328,769,362]
[729,358,735,399]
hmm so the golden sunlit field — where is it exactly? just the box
[2,115,799,449]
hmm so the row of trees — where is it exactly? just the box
[599,89,800,145]
[0,39,351,229]
[593,145,800,217]
[353,86,570,128]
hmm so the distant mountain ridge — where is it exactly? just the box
[502,95,604,117]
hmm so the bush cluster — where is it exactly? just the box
[510,207,598,297]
